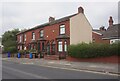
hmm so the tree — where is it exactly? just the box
[2,29,20,53]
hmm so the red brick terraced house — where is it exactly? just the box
[92,16,120,44]
[16,7,92,58]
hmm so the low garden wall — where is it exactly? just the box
[67,43,120,63]
[66,55,120,63]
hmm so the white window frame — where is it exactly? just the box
[24,46,26,50]
[58,41,63,52]
[60,25,65,35]
[20,46,22,50]
[110,39,120,44]
[40,30,44,38]
[32,32,35,40]
[64,41,67,52]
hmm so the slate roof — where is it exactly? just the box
[17,13,77,35]
[102,24,120,39]
[93,24,120,39]
[92,29,106,35]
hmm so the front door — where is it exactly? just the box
[46,43,50,55]
[51,44,55,55]
[38,42,40,53]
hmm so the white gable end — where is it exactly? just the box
[70,13,92,45]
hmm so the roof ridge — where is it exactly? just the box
[17,13,77,35]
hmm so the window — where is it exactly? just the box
[64,41,67,52]
[24,34,26,41]
[24,46,26,50]
[40,30,44,38]
[60,25,65,35]
[32,32,35,40]
[20,35,22,42]
[58,41,63,52]
[20,46,22,50]
[110,39,120,44]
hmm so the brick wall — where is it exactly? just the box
[92,32,110,44]
[66,55,120,63]
[17,20,70,51]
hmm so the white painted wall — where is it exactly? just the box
[110,39,120,44]
[70,13,92,45]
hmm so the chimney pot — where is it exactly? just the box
[78,6,84,14]
[99,26,106,31]
[49,16,55,22]
[109,16,113,27]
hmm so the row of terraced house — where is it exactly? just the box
[16,6,120,58]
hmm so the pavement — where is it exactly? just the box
[2,57,120,76]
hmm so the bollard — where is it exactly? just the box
[18,53,21,58]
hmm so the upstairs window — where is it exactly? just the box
[32,32,35,40]
[40,30,44,38]
[60,25,65,35]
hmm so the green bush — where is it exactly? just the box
[29,49,37,53]
[18,50,29,55]
[68,43,119,58]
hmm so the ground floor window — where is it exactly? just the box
[20,46,22,50]
[64,41,67,52]
[24,46,26,50]
[58,41,63,52]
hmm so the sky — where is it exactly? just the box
[0,0,119,37]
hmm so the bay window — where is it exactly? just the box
[58,41,63,52]
[64,41,67,52]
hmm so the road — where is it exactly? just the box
[2,60,118,80]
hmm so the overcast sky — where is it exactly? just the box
[0,0,119,37]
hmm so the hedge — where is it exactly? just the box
[68,43,120,58]
[18,50,29,55]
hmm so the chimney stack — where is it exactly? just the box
[49,16,55,22]
[109,16,113,27]
[99,26,106,31]
[78,6,84,14]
